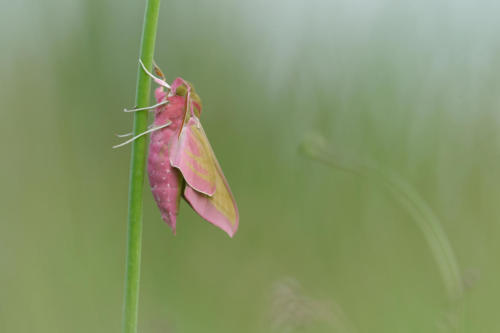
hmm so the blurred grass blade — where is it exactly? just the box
[300,134,465,331]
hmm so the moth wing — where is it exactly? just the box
[180,118,239,237]
[170,117,217,196]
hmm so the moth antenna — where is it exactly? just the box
[187,91,196,117]
[176,78,194,132]
[112,121,172,149]
[152,60,166,80]
[139,59,171,89]
[124,100,168,112]
[178,78,195,117]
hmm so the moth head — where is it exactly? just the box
[174,80,202,118]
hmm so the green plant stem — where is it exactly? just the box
[122,1,161,332]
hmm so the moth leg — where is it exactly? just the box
[123,100,168,112]
[115,120,164,138]
[112,121,172,149]
[139,59,171,89]
[116,132,133,138]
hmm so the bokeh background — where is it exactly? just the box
[1,0,500,332]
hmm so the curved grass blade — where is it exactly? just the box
[300,134,465,332]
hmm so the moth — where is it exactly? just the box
[115,61,239,237]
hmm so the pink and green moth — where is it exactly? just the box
[115,60,239,237]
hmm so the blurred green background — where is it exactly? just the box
[1,0,499,332]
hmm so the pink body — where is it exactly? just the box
[147,84,185,232]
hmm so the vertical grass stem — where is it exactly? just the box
[122,1,161,332]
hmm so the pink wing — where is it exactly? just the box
[171,117,239,237]
[170,118,217,196]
